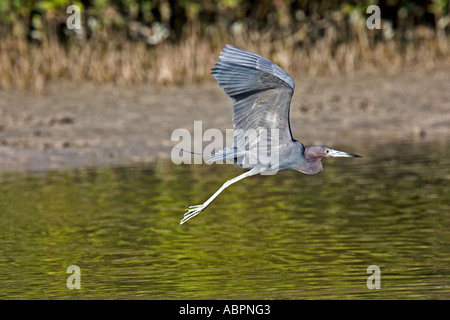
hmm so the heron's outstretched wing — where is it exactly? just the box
[211,45,295,150]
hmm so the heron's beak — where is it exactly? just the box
[328,149,361,158]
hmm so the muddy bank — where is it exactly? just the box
[0,64,449,172]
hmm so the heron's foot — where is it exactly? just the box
[180,204,205,226]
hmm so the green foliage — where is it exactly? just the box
[0,0,448,35]
[429,0,449,16]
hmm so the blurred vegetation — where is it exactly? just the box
[0,0,449,90]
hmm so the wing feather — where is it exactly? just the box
[211,45,295,150]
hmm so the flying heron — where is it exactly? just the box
[179,45,361,225]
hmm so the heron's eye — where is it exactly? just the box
[326,149,330,154]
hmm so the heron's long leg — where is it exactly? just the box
[180,167,261,225]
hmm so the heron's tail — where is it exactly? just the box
[172,146,213,158]
[206,147,246,163]
[172,146,244,163]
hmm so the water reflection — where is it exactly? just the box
[0,140,448,299]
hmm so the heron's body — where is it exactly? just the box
[179,45,360,225]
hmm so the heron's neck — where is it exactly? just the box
[296,147,324,175]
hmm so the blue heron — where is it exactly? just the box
[180,45,361,225]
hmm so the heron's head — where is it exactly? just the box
[299,145,361,174]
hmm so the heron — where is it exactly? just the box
[179,45,361,225]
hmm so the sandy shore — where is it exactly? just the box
[0,63,449,172]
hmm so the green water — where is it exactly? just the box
[0,141,449,299]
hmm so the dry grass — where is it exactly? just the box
[0,24,449,92]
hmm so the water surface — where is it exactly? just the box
[0,141,449,299]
